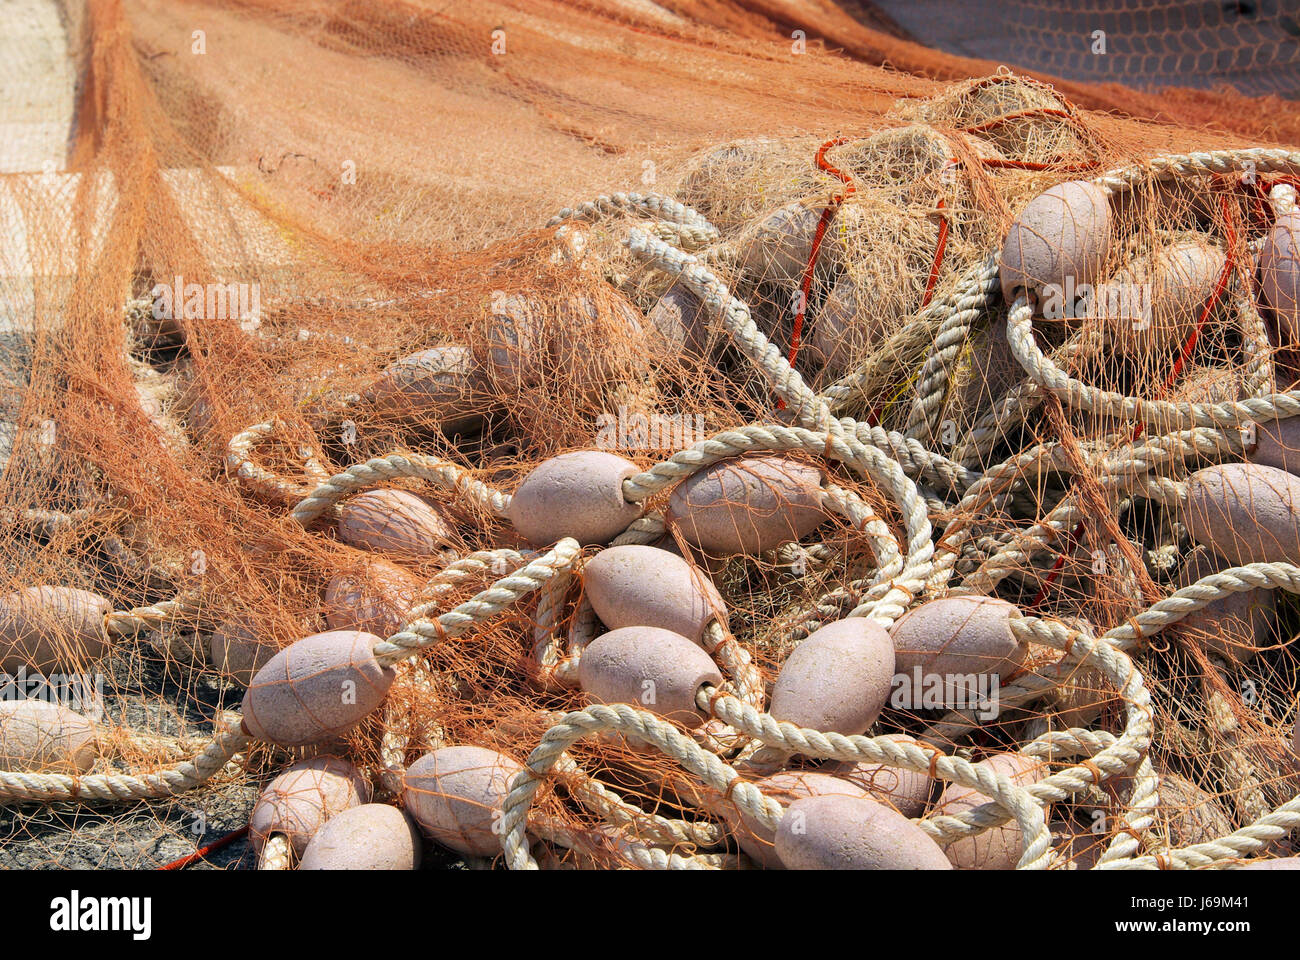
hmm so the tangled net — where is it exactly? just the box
[5,0,1300,871]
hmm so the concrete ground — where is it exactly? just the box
[0,0,76,174]
[0,0,260,870]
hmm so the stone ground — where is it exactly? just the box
[0,1,261,870]
[0,642,260,869]
[0,637,470,868]
[0,0,75,175]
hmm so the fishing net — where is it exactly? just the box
[872,0,1300,99]
[3,0,1300,870]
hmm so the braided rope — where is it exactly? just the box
[532,567,576,692]
[103,594,201,637]
[1006,297,1300,432]
[1092,147,1300,197]
[226,420,330,502]
[547,191,720,252]
[819,254,994,413]
[290,452,511,527]
[500,700,1053,869]
[372,539,581,666]
[902,254,1000,440]
[0,718,248,805]
[700,619,764,709]
[619,423,932,627]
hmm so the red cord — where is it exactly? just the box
[783,205,836,402]
[1028,193,1239,609]
[955,80,1102,173]
[785,107,1095,423]
[159,825,250,871]
[777,136,855,411]
[959,107,1077,134]
[864,192,951,428]
[921,198,951,309]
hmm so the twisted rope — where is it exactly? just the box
[290,452,511,527]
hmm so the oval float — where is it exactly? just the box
[241,630,396,747]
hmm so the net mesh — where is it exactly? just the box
[1,0,1299,870]
[866,0,1300,99]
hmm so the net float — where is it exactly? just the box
[668,456,825,555]
[338,488,456,557]
[738,201,841,286]
[769,617,895,736]
[1184,462,1300,565]
[298,803,423,870]
[1096,239,1225,355]
[364,345,489,437]
[999,180,1112,308]
[721,771,868,869]
[1158,769,1232,847]
[324,558,420,638]
[0,699,96,774]
[1175,546,1275,663]
[485,290,647,393]
[548,290,645,358]
[888,595,1027,709]
[484,293,547,390]
[832,732,935,817]
[249,756,371,857]
[508,450,642,546]
[403,745,523,857]
[577,626,722,729]
[953,313,1025,432]
[1241,857,1300,870]
[935,752,1045,869]
[806,274,866,378]
[647,285,710,358]
[209,615,276,687]
[582,545,725,644]
[0,586,112,675]
[1260,210,1300,342]
[677,138,799,231]
[547,291,651,400]
[1247,416,1300,476]
[241,630,396,747]
[776,794,952,870]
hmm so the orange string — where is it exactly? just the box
[1030,192,1240,609]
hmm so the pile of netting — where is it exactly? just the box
[5,0,1300,870]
